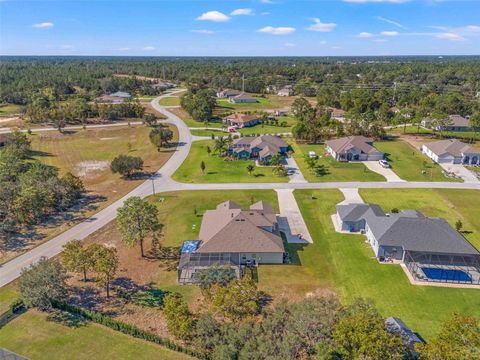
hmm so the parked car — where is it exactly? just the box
[308,151,317,159]
[379,159,390,168]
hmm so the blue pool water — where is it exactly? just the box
[422,267,472,282]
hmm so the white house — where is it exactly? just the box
[421,139,480,165]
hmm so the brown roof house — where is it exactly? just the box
[229,93,258,104]
[229,135,289,163]
[422,139,480,165]
[223,113,261,128]
[177,200,285,283]
[325,136,384,162]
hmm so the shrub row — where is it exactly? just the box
[0,299,25,328]
[52,300,204,359]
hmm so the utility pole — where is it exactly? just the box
[242,74,245,93]
[151,178,156,195]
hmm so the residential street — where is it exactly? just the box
[1,90,479,287]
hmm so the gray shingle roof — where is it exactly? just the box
[337,204,480,256]
[423,139,479,157]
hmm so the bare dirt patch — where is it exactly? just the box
[74,160,110,178]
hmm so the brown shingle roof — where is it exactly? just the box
[325,136,382,155]
[448,115,469,127]
[197,201,283,254]
[224,113,259,123]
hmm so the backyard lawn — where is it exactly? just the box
[375,139,460,182]
[159,97,180,106]
[389,125,480,141]
[190,129,228,137]
[216,97,273,112]
[0,311,193,360]
[291,142,386,182]
[0,103,22,115]
[293,189,480,340]
[172,140,288,183]
[360,188,480,251]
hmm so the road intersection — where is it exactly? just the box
[1,91,479,287]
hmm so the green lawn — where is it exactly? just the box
[360,188,480,251]
[172,140,288,183]
[216,97,272,111]
[0,285,17,313]
[184,118,223,128]
[293,189,480,340]
[389,126,480,140]
[0,103,22,115]
[148,190,280,303]
[238,116,297,135]
[190,129,228,137]
[159,97,180,106]
[375,139,460,182]
[291,142,386,182]
[0,311,193,360]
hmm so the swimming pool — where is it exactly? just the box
[422,267,472,282]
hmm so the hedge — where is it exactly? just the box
[0,299,26,328]
[51,300,204,359]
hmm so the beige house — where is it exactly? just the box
[178,201,285,283]
[223,113,260,128]
[229,93,257,104]
[325,136,384,162]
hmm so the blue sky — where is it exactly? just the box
[1,0,479,56]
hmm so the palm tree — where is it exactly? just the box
[470,112,480,143]
[200,161,206,175]
[214,136,228,157]
[246,164,255,176]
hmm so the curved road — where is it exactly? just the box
[1,91,479,287]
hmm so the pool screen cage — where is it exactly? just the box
[404,251,480,285]
[177,252,243,284]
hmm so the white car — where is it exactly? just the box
[379,159,390,168]
[308,151,317,159]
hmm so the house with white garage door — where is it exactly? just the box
[421,139,480,165]
[325,136,384,162]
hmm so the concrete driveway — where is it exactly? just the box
[362,161,404,182]
[338,188,364,205]
[285,157,307,183]
[440,163,479,183]
[275,189,312,244]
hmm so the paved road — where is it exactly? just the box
[1,90,480,287]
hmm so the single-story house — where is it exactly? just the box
[277,86,294,97]
[325,136,384,162]
[229,135,289,162]
[328,108,346,122]
[96,91,131,104]
[229,93,258,104]
[421,139,480,165]
[264,108,288,117]
[385,317,423,354]
[223,113,261,128]
[216,89,241,98]
[421,114,470,132]
[178,200,285,283]
[389,106,400,114]
[336,203,480,284]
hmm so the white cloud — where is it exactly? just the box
[142,46,155,51]
[117,47,130,51]
[33,22,54,29]
[196,11,230,22]
[376,16,405,29]
[436,32,465,41]
[344,0,409,3]
[357,32,374,38]
[230,8,254,16]
[191,29,215,34]
[307,18,337,32]
[284,42,296,47]
[257,26,296,35]
[465,25,480,33]
[381,31,399,36]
